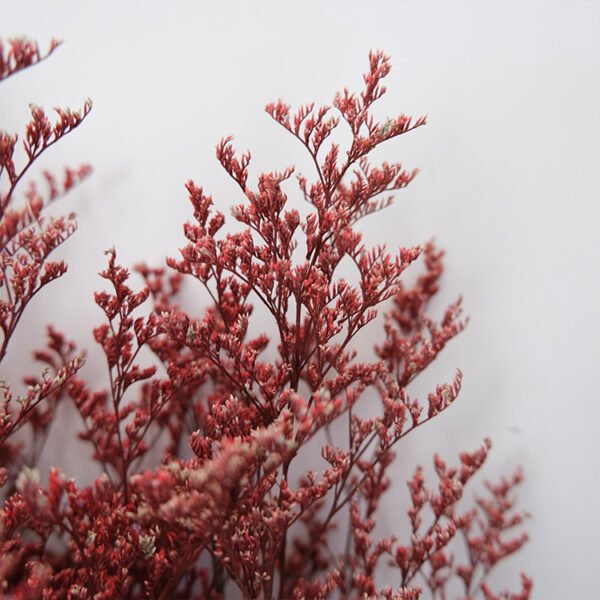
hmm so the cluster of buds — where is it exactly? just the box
[0,39,529,599]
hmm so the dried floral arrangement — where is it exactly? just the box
[0,38,531,599]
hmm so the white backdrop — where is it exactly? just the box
[2,1,599,597]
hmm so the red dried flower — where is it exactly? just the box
[0,40,529,599]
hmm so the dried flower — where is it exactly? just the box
[0,40,529,599]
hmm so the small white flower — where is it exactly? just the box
[15,466,40,493]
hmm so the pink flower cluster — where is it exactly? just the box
[0,38,530,599]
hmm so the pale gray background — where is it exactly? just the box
[2,1,599,597]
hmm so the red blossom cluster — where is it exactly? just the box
[0,38,530,599]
